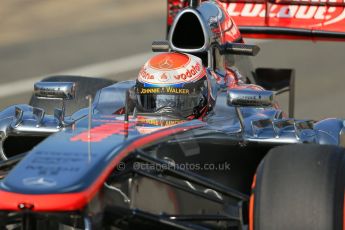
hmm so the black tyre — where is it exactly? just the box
[252,144,345,230]
[29,75,115,115]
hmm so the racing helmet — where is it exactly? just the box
[135,52,210,118]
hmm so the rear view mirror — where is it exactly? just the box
[152,40,170,52]
[227,89,274,107]
[254,68,295,117]
[33,82,76,126]
[218,42,260,56]
[34,82,75,100]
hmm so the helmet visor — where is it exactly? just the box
[136,76,208,117]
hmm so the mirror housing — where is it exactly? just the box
[218,42,260,56]
[34,82,75,100]
[33,81,76,127]
[152,40,170,52]
[227,89,274,107]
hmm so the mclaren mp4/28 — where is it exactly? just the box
[0,0,344,229]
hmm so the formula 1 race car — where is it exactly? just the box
[0,0,344,229]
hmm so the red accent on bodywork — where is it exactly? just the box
[217,3,243,43]
[0,125,204,211]
[251,174,256,190]
[70,122,135,142]
[249,194,255,230]
[249,174,256,230]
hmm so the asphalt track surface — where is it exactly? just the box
[0,0,345,120]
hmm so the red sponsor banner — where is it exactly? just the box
[167,0,189,25]
[167,0,345,40]
[221,1,345,32]
[71,122,135,142]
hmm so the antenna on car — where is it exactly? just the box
[235,107,245,135]
[132,107,138,119]
[124,90,130,139]
[86,95,92,162]
[124,90,129,124]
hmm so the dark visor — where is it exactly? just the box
[136,77,208,117]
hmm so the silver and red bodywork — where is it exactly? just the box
[0,0,343,229]
[0,81,339,229]
[168,0,345,41]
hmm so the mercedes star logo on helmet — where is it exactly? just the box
[158,57,173,69]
